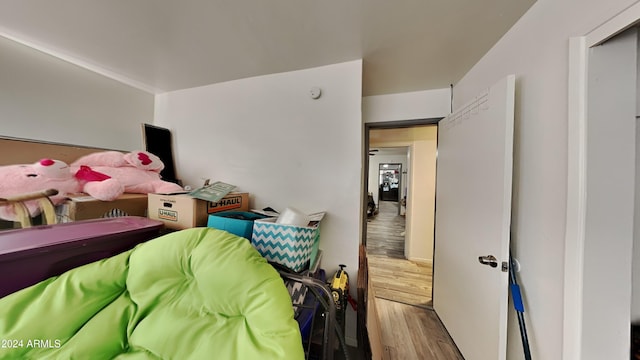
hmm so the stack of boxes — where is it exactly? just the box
[149,186,324,274]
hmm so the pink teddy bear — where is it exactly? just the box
[0,159,81,221]
[71,150,184,201]
[0,150,184,221]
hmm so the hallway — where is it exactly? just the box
[365,200,462,359]
[366,200,405,258]
[366,200,432,307]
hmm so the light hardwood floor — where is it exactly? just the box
[366,200,432,307]
[366,200,405,259]
[367,254,432,308]
[374,298,464,360]
[365,200,463,359]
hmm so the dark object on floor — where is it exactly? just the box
[367,193,377,217]
[632,323,640,359]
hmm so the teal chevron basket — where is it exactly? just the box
[251,217,321,272]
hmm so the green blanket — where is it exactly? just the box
[0,228,304,359]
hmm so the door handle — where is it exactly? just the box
[478,255,498,268]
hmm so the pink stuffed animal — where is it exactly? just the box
[71,150,183,201]
[0,159,82,220]
[0,150,183,221]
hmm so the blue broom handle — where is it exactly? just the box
[510,251,532,360]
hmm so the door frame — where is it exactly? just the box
[362,118,442,248]
[565,3,640,359]
[360,118,441,356]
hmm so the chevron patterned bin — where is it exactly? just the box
[251,213,323,272]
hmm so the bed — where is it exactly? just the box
[0,220,305,359]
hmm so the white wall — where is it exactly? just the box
[154,60,363,345]
[0,35,153,150]
[632,32,640,325]
[633,113,640,323]
[581,28,637,360]
[452,0,638,359]
[362,88,450,123]
[405,127,437,263]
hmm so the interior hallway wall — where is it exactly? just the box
[452,0,639,358]
[634,98,640,324]
[631,31,640,324]
[407,126,437,262]
[363,88,450,123]
[0,36,153,150]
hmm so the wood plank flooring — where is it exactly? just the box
[366,200,432,307]
[375,298,463,360]
[366,199,462,359]
[368,255,432,308]
[366,200,405,259]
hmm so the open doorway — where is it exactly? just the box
[566,20,640,359]
[367,154,407,259]
[379,163,402,203]
[363,120,439,309]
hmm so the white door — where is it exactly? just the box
[433,75,515,360]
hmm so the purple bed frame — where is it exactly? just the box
[0,216,163,298]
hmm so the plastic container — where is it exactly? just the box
[207,211,267,240]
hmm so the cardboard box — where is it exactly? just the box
[148,192,250,230]
[207,211,267,240]
[207,192,249,214]
[56,193,148,223]
[148,193,206,230]
[251,212,324,272]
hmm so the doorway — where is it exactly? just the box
[566,21,640,359]
[379,163,401,202]
[368,155,407,259]
[363,120,439,309]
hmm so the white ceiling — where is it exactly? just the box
[0,0,535,96]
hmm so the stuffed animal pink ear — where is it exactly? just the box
[123,151,165,172]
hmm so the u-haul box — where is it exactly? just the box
[148,192,249,230]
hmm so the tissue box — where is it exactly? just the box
[207,211,267,240]
[251,212,324,272]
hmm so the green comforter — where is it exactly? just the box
[0,228,304,359]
